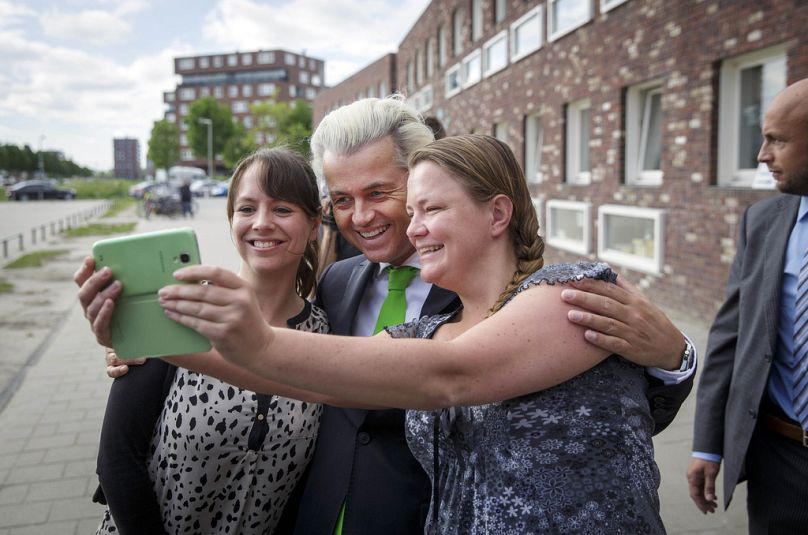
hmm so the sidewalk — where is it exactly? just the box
[0,201,748,534]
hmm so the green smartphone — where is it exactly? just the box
[92,228,212,358]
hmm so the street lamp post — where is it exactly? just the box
[198,118,213,179]
[38,135,46,179]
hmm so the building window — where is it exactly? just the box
[299,71,310,84]
[180,133,188,145]
[178,58,195,70]
[299,56,305,68]
[410,85,434,114]
[165,92,175,102]
[566,99,591,185]
[179,88,196,100]
[228,85,239,97]
[305,87,317,100]
[258,51,275,64]
[483,30,508,77]
[379,81,387,97]
[243,116,253,128]
[426,38,435,77]
[289,85,297,98]
[625,81,663,186]
[182,149,193,160]
[199,87,210,97]
[462,49,482,89]
[242,53,253,65]
[495,0,507,23]
[199,57,209,69]
[598,205,665,274]
[471,0,483,42]
[452,8,463,56]
[179,104,189,115]
[214,86,224,98]
[524,114,544,183]
[415,49,424,86]
[494,121,508,143]
[213,56,223,68]
[285,53,296,65]
[312,74,321,87]
[438,25,447,67]
[232,101,249,113]
[549,0,591,41]
[445,64,462,98]
[510,5,542,63]
[242,84,253,97]
[165,113,176,123]
[601,0,629,12]
[367,85,376,98]
[257,83,275,96]
[227,54,238,66]
[407,61,414,93]
[546,200,591,255]
[309,58,316,70]
[717,43,787,188]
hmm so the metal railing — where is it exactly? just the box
[1,201,113,259]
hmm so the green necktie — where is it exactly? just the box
[333,266,419,535]
[373,266,419,335]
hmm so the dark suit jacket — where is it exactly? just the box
[287,254,459,534]
[693,193,799,508]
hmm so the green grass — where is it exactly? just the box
[64,222,136,238]
[4,249,70,269]
[101,197,135,218]
[0,280,12,293]
[63,178,133,199]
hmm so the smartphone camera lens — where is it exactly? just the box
[180,253,191,263]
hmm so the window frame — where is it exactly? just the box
[566,98,592,185]
[471,0,484,42]
[600,0,629,12]
[461,49,482,89]
[625,80,664,186]
[524,114,545,184]
[548,0,592,42]
[483,30,509,78]
[546,200,592,255]
[452,8,463,57]
[510,5,543,64]
[597,204,665,275]
[717,42,788,188]
[445,63,462,98]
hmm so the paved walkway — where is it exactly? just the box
[0,200,749,534]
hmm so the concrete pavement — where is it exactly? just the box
[0,199,749,533]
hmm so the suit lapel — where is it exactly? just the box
[762,195,800,349]
[334,259,377,335]
[421,284,460,317]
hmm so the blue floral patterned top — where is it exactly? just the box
[387,262,664,534]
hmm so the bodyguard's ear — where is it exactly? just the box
[490,194,513,238]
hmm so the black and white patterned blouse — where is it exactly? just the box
[97,301,329,535]
[388,262,664,534]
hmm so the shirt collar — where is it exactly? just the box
[377,251,421,277]
[799,196,808,223]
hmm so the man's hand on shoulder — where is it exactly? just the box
[561,276,685,370]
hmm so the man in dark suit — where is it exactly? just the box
[283,96,697,534]
[687,78,808,532]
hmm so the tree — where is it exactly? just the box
[185,97,234,161]
[147,119,179,171]
[222,121,256,169]
[250,99,313,158]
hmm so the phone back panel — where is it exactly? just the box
[92,228,212,358]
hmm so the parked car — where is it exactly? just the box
[190,179,228,197]
[129,180,156,199]
[6,180,76,200]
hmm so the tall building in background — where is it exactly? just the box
[164,49,325,171]
[113,138,140,179]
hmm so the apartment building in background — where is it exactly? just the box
[314,0,808,322]
[113,137,140,179]
[165,49,325,171]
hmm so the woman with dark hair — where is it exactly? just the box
[93,147,329,535]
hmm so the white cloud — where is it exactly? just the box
[0,26,191,169]
[40,9,132,45]
[201,0,429,85]
[0,0,34,28]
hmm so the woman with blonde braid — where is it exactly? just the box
[156,134,664,534]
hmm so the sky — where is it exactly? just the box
[0,0,430,171]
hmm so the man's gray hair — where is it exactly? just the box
[310,95,435,187]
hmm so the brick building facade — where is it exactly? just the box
[113,137,140,179]
[314,0,808,321]
[165,49,325,171]
[313,54,397,121]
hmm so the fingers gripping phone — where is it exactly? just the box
[92,228,212,358]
